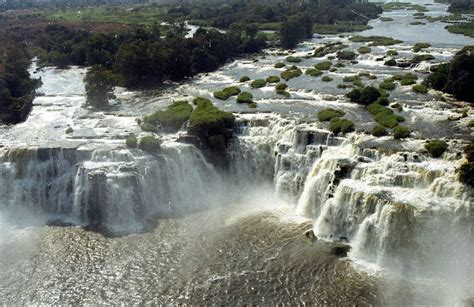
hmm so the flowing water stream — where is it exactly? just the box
[0,0,473,304]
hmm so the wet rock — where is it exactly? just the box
[304,229,318,242]
[330,243,351,257]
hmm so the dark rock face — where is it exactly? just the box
[330,243,351,257]
[304,229,318,242]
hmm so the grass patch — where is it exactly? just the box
[314,61,332,70]
[371,125,388,136]
[188,98,234,128]
[236,92,254,104]
[251,79,267,88]
[139,136,161,153]
[306,68,323,77]
[349,35,402,46]
[392,125,411,139]
[329,118,355,135]
[425,140,448,158]
[281,66,303,81]
[358,46,372,54]
[322,76,333,82]
[446,22,474,38]
[318,108,345,121]
[143,100,193,133]
[274,62,286,68]
[380,81,397,91]
[266,76,281,83]
[412,83,428,94]
[413,43,431,52]
[126,136,138,148]
[286,56,302,63]
[214,86,241,100]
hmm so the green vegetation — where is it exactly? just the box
[413,43,431,52]
[375,112,405,128]
[236,92,254,104]
[318,108,345,121]
[358,46,372,54]
[139,136,162,154]
[314,42,348,57]
[322,76,333,82]
[380,17,394,22]
[383,2,428,13]
[286,56,302,63]
[346,86,382,105]
[188,97,234,129]
[336,50,357,60]
[313,23,372,34]
[446,21,474,38]
[214,86,241,100]
[412,84,428,94]
[143,100,193,133]
[306,68,323,77]
[274,62,286,68]
[84,65,117,107]
[349,35,402,46]
[329,118,355,135]
[425,46,474,103]
[387,50,399,56]
[392,126,411,139]
[140,122,159,133]
[126,136,138,148]
[239,76,251,82]
[411,54,435,64]
[266,76,281,83]
[275,83,289,96]
[251,79,267,88]
[314,61,333,70]
[0,46,40,124]
[410,21,426,25]
[384,59,397,66]
[459,162,474,186]
[371,125,388,136]
[425,140,449,158]
[281,66,303,81]
[379,80,397,91]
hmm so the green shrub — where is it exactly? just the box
[274,62,286,68]
[281,67,303,81]
[375,112,405,128]
[459,162,474,186]
[392,126,411,139]
[275,83,288,91]
[375,97,390,106]
[315,61,332,70]
[380,81,396,91]
[237,92,254,104]
[239,76,251,82]
[413,84,428,94]
[336,50,357,60]
[321,76,333,82]
[380,17,394,22]
[188,98,234,129]
[413,43,431,53]
[126,136,138,148]
[387,50,398,56]
[400,79,416,86]
[306,68,323,77]
[329,118,355,135]
[371,125,388,136]
[347,86,382,105]
[358,46,372,54]
[425,140,448,158]
[286,56,302,63]
[248,102,258,108]
[318,108,345,122]
[266,76,280,83]
[213,86,241,100]
[349,35,402,46]
[193,97,210,105]
[143,100,193,132]
[251,79,267,88]
[139,136,161,153]
[140,122,159,133]
[368,103,393,115]
[411,54,435,63]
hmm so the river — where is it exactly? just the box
[0,0,473,305]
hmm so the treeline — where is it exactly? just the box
[185,0,381,29]
[425,46,474,103]
[0,46,40,123]
[436,0,474,13]
[40,23,266,89]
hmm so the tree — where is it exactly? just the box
[84,65,117,108]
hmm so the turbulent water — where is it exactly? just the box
[1,0,473,305]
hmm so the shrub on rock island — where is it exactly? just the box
[139,136,161,153]
[281,66,303,81]
[425,140,448,158]
[214,86,241,100]
[274,62,286,68]
[251,79,267,88]
[126,136,138,148]
[239,76,251,82]
[347,86,381,105]
[318,108,345,122]
[329,118,355,135]
[143,100,193,132]
[392,125,410,139]
[336,50,356,60]
[371,125,388,137]
[266,76,281,83]
[236,92,254,104]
